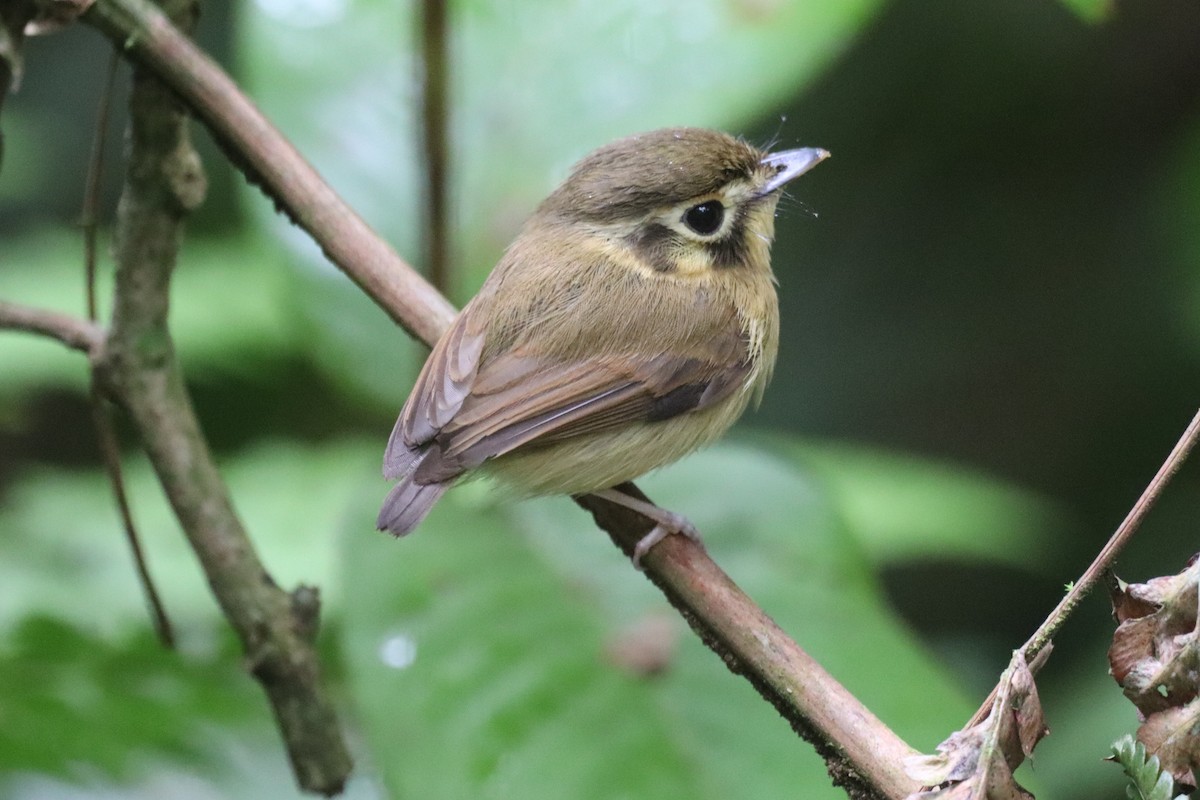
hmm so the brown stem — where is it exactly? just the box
[78,44,176,649]
[90,382,177,647]
[0,299,104,351]
[418,0,450,294]
[95,3,351,793]
[966,407,1200,728]
[82,48,120,320]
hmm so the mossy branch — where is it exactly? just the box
[88,0,353,793]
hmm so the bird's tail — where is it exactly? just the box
[377,475,450,536]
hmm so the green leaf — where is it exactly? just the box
[239,0,884,408]
[0,619,383,799]
[0,438,379,635]
[0,231,298,400]
[1157,119,1200,358]
[1110,734,1185,800]
[1057,0,1112,23]
[341,440,968,798]
[0,439,388,796]
[779,439,1064,570]
[0,617,250,776]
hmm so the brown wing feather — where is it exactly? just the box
[412,345,752,484]
[382,300,486,479]
[383,228,755,489]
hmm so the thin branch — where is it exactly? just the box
[79,45,176,649]
[0,299,104,351]
[82,48,119,320]
[90,382,177,646]
[418,0,450,294]
[94,0,351,792]
[966,408,1200,728]
[78,0,916,795]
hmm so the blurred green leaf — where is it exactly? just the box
[0,437,389,798]
[341,440,968,798]
[0,438,379,636]
[0,620,381,800]
[0,231,298,400]
[1158,120,1200,358]
[781,440,1064,571]
[0,617,250,775]
[239,0,884,409]
[1056,0,1112,23]
[0,110,47,203]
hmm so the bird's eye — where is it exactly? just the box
[682,201,725,236]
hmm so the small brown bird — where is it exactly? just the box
[379,127,828,562]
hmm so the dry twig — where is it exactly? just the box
[966,409,1200,728]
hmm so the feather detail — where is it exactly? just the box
[376,461,451,536]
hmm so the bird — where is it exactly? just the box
[378,127,828,564]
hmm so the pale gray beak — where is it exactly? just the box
[759,147,830,195]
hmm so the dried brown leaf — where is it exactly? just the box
[905,651,1047,800]
[1138,696,1200,790]
[1109,573,1161,624]
[1109,614,1159,687]
[1007,653,1048,759]
[1109,559,1199,716]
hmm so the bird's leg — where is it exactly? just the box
[590,487,704,569]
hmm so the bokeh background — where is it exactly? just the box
[2,0,1199,797]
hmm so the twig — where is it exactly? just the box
[78,0,917,795]
[89,381,177,646]
[418,0,450,294]
[0,299,104,351]
[82,48,120,320]
[79,45,175,649]
[95,1,351,793]
[966,408,1200,728]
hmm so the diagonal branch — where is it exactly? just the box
[78,0,916,796]
[965,408,1200,729]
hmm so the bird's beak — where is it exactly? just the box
[759,147,830,195]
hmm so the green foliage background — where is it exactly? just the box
[2,0,1198,797]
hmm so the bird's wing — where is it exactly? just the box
[376,308,749,535]
[409,328,752,484]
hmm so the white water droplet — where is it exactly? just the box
[378,631,417,670]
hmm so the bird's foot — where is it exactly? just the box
[590,488,703,569]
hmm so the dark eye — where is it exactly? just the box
[682,201,725,235]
